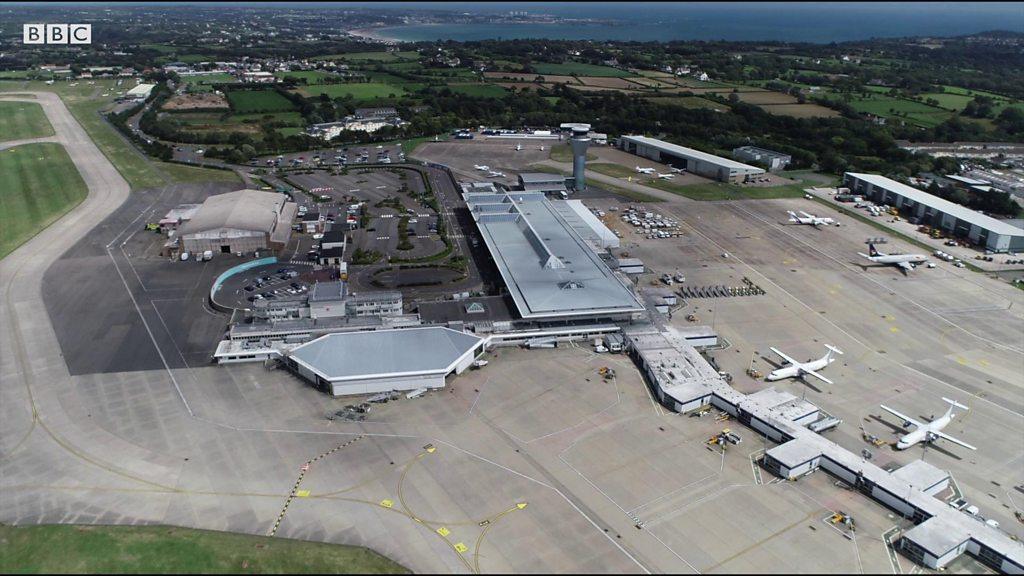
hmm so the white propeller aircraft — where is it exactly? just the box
[657,173,675,180]
[766,345,843,384]
[858,243,928,274]
[488,171,505,178]
[636,166,656,174]
[787,210,838,227]
[879,398,976,451]
[473,165,490,171]
[669,167,685,173]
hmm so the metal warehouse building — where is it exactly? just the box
[285,326,485,396]
[179,190,297,255]
[463,189,644,322]
[619,135,765,183]
[844,173,1024,253]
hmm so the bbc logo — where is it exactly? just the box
[23,24,92,45]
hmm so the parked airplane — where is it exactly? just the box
[488,171,506,178]
[858,243,928,273]
[879,398,976,451]
[474,165,490,171]
[669,167,685,173]
[657,173,675,180]
[787,210,838,227]
[539,145,545,151]
[766,345,843,384]
[636,166,656,174]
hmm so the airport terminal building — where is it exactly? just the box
[619,135,765,183]
[844,173,1024,253]
[462,189,645,324]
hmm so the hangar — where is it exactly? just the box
[284,326,485,396]
[618,135,765,183]
[178,189,297,255]
[844,172,1024,253]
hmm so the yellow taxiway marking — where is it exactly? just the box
[295,490,310,498]
[379,499,393,508]
[890,327,900,333]
[436,526,451,537]
[956,357,968,365]
[454,542,469,554]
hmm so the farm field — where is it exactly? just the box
[274,70,344,83]
[438,83,508,98]
[759,103,840,118]
[297,83,409,100]
[0,143,88,258]
[0,525,409,574]
[734,91,799,105]
[0,100,54,141]
[484,72,580,84]
[820,92,952,127]
[226,89,297,113]
[646,96,729,111]
[530,62,634,77]
[328,51,421,62]
[576,76,639,89]
[181,73,237,93]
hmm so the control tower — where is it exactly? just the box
[564,123,592,192]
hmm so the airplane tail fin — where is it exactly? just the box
[868,243,880,257]
[824,344,843,362]
[787,211,798,220]
[942,397,969,417]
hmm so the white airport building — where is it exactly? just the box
[284,326,485,396]
[463,189,645,322]
[844,172,1024,253]
[619,135,765,183]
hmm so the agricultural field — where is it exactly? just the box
[576,76,639,89]
[0,143,88,258]
[819,91,952,127]
[646,96,729,111]
[438,83,508,98]
[296,82,409,100]
[0,100,54,141]
[0,525,409,574]
[759,103,840,118]
[317,51,421,62]
[225,89,297,114]
[530,62,634,77]
[274,70,344,84]
[162,92,229,111]
[484,72,580,84]
[733,91,799,105]
[180,72,238,94]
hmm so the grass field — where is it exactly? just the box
[0,524,409,574]
[0,143,88,258]
[182,73,238,93]
[647,96,729,111]
[821,92,951,128]
[527,164,660,202]
[587,163,637,178]
[274,70,343,84]
[297,83,408,100]
[226,90,297,114]
[0,100,54,142]
[439,83,508,98]
[321,51,421,62]
[549,144,597,163]
[531,62,634,78]
[157,162,242,185]
[647,179,810,201]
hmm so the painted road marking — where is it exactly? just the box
[436,526,450,537]
[380,499,393,508]
[454,542,468,554]
[296,490,310,498]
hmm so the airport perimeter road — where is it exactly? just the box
[0,92,132,457]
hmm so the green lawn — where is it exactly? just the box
[326,51,421,62]
[0,524,409,574]
[297,83,408,100]
[527,164,660,202]
[226,90,298,114]
[549,144,597,163]
[647,179,810,201]
[531,62,633,78]
[0,101,54,141]
[587,163,637,178]
[182,73,238,92]
[274,70,344,84]
[0,143,88,259]
[157,162,242,185]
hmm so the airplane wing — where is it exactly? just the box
[935,431,977,451]
[800,211,813,218]
[880,405,923,428]
[802,369,834,385]
[769,347,799,366]
[898,261,914,271]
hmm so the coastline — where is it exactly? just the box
[347,26,406,44]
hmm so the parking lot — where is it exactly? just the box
[214,263,316,309]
